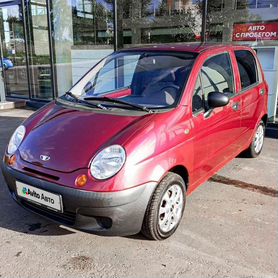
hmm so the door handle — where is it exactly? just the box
[232,102,240,111]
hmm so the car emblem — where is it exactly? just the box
[40,155,50,161]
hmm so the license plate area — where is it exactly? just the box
[16,181,63,213]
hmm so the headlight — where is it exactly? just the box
[7,125,26,155]
[90,145,126,180]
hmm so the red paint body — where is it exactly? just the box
[7,44,268,196]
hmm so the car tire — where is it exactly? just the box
[245,120,265,158]
[141,172,186,240]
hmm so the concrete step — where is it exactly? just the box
[0,101,26,110]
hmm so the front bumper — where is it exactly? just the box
[1,162,157,236]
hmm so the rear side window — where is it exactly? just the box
[235,50,258,89]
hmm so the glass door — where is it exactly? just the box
[0,3,29,98]
[25,0,54,100]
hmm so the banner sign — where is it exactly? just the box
[233,22,278,41]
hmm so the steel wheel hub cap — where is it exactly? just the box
[158,184,184,233]
[254,125,264,154]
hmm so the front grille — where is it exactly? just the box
[18,196,76,226]
[23,167,59,181]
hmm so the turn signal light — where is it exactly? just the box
[8,155,16,166]
[75,174,88,187]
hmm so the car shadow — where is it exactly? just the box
[265,124,278,139]
[0,114,74,236]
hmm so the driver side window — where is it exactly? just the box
[192,53,234,113]
[201,53,235,101]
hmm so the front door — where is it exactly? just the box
[0,0,54,100]
[190,51,242,190]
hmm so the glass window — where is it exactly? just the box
[236,0,278,9]
[0,5,29,99]
[235,50,258,89]
[208,0,225,11]
[207,0,278,47]
[236,0,257,9]
[73,0,113,46]
[201,53,235,100]
[81,54,141,96]
[123,55,141,87]
[192,75,204,113]
[90,59,117,94]
[70,51,197,109]
[116,0,203,48]
[52,0,114,96]
[28,0,54,100]
[257,0,278,8]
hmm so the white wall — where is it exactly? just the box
[255,46,278,119]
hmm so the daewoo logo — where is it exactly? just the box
[40,155,50,161]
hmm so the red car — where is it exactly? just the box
[1,44,268,240]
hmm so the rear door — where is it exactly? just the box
[233,49,267,145]
[189,51,242,189]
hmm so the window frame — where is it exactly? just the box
[201,52,236,97]
[192,51,236,116]
[192,73,205,116]
[234,50,259,93]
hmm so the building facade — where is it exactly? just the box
[0,0,278,120]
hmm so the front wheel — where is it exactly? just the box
[141,172,186,240]
[245,120,265,158]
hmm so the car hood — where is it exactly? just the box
[19,102,152,173]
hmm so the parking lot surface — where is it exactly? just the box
[0,109,277,278]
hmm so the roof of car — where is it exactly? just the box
[120,43,251,54]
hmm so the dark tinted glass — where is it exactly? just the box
[235,50,258,89]
[192,75,204,112]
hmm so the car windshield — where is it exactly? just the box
[69,51,197,109]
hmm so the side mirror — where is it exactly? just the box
[207,92,229,108]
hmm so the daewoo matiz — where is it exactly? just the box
[1,44,268,240]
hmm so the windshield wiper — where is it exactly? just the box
[63,92,108,110]
[83,96,153,113]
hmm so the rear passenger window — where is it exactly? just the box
[235,50,258,89]
[201,53,235,101]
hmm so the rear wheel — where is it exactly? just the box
[141,172,186,240]
[245,120,265,158]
